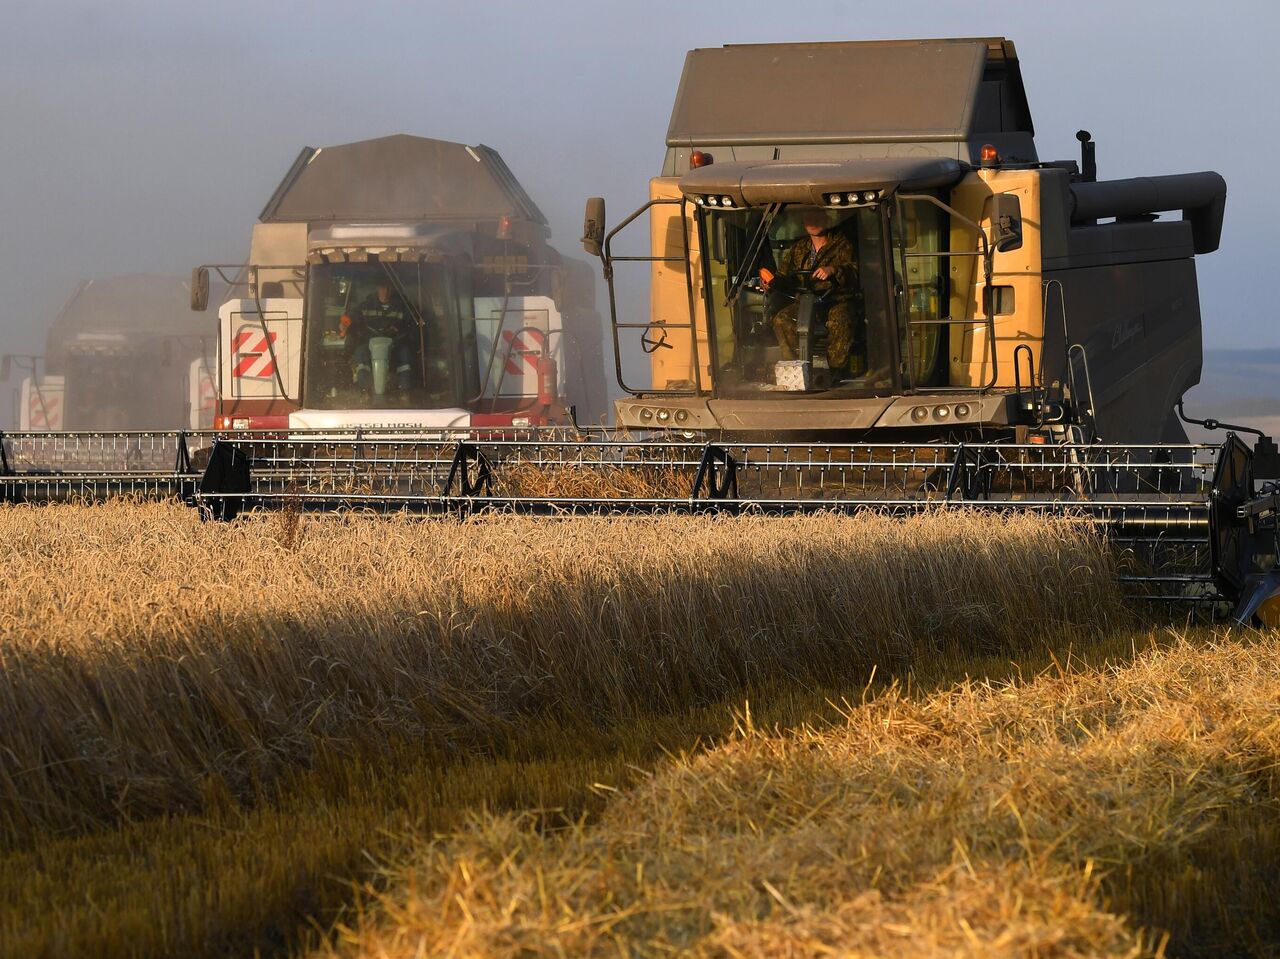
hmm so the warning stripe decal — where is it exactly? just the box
[232,328,278,379]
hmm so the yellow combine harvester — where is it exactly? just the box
[584,38,1224,444]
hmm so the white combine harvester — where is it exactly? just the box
[191,134,606,434]
[7,275,216,431]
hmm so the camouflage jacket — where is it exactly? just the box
[777,231,859,291]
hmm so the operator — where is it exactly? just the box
[761,208,861,373]
[342,279,415,395]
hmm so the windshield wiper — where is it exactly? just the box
[380,261,428,329]
[379,260,434,391]
[723,202,781,307]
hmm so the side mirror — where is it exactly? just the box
[0,356,9,383]
[582,197,606,258]
[990,193,1023,252]
[190,267,211,311]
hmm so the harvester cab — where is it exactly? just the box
[193,135,606,433]
[585,38,1226,446]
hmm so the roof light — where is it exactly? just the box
[980,144,1000,167]
[828,193,845,206]
[720,195,734,206]
[694,195,705,206]
[846,193,859,204]
[690,150,714,168]
[656,408,672,423]
[706,195,719,206]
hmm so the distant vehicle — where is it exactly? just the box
[8,275,215,431]
[192,134,607,432]
[584,37,1224,442]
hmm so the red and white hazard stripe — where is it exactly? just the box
[198,371,216,412]
[501,329,545,375]
[232,328,279,379]
[29,394,62,430]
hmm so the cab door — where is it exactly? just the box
[892,197,949,387]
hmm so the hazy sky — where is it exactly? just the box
[1,0,1276,383]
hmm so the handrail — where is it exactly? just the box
[600,198,704,397]
[1067,342,1098,435]
[896,193,998,394]
[1012,343,1038,422]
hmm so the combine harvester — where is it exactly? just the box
[591,38,1215,443]
[1,134,608,497]
[5,275,216,433]
[189,133,607,433]
[0,275,217,490]
[0,39,1276,623]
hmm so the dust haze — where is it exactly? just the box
[1,0,1276,427]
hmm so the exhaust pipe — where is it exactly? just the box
[1075,130,1097,182]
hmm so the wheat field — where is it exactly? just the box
[0,501,1122,843]
[325,632,1280,958]
[5,500,1272,957]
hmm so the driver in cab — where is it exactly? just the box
[341,279,415,396]
[761,208,860,373]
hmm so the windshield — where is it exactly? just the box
[699,204,895,397]
[302,260,476,410]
